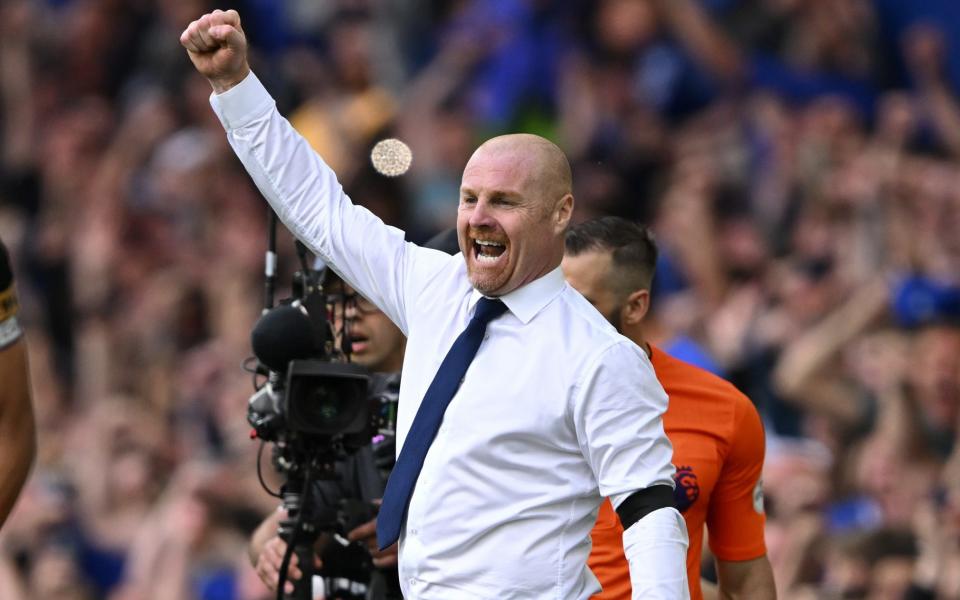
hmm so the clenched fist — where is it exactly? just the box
[180,9,250,93]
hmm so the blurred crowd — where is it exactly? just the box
[1,0,959,598]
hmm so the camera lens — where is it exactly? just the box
[286,361,370,436]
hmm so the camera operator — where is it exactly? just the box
[0,238,36,529]
[249,273,406,599]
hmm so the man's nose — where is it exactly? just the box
[468,199,495,228]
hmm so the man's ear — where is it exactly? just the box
[554,194,574,233]
[621,289,650,326]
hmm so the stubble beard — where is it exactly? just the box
[468,267,509,296]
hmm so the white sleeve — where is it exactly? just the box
[209,72,449,335]
[573,341,675,498]
[623,507,690,599]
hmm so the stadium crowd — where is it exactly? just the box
[1,0,959,598]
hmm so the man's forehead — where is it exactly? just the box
[461,136,573,207]
[464,149,558,198]
[464,145,533,177]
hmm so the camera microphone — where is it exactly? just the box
[251,304,323,372]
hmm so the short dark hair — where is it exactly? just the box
[565,217,658,292]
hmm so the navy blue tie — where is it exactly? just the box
[377,297,508,549]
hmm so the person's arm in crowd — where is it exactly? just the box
[397,27,485,174]
[0,549,28,600]
[902,24,960,159]
[143,482,217,600]
[181,10,448,333]
[651,0,745,84]
[119,465,232,600]
[0,0,34,171]
[658,173,728,311]
[556,52,599,160]
[773,276,890,426]
[85,90,176,239]
[0,240,36,529]
[867,353,925,460]
[906,498,951,600]
[149,538,193,600]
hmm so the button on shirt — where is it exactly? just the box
[212,73,676,600]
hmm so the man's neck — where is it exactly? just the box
[620,323,651,358]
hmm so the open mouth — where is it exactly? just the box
[472,239,507,263]
[349,334,369,353]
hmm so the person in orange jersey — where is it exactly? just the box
[563,217,775,600]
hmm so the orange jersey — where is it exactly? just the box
[588,345,767,600]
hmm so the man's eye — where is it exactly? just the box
[462,196,477,204]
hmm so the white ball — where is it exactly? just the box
[370,138,413,177]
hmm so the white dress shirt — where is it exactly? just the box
[212,73,680,599]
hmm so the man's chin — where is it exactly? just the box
[468,271,508,296]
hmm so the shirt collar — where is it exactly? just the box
[468,266,566,324]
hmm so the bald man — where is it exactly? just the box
[182,10,688,599]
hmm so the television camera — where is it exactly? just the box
[246,214,396,600]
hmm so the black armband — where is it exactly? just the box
[615,485,674,530]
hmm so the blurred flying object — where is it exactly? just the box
[370,138,413,177]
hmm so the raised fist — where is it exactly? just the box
[180,9,250,93]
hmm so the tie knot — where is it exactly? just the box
[472,297,508,325]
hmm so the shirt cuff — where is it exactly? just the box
[623,507,689,599]
[209,71,275,131]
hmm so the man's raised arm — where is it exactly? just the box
[180,10,445,332]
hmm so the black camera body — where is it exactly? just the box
[247,257,373,451]
[248,359,371,443]
[285,360,370,437]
